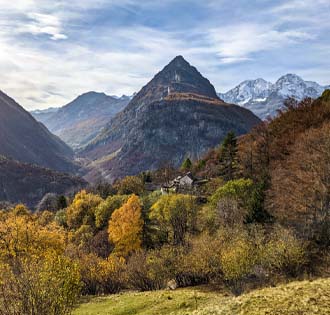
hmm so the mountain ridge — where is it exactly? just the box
[0,90,77,173]
[219,74,329,119]
[31,91,130,149]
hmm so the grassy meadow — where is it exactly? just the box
[74,278,330,315]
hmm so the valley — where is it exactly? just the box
[0,3,329,311]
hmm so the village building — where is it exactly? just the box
[161,172,208,194]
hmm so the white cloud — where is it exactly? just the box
[209,24,312,64]
[20,12,68,40]
[271,0,330,13]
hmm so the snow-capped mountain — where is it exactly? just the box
[219,74,329,119]
[218,78,273,106]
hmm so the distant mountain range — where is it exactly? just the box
[81,56,260,182]
[31,92,130,149]
[219,74,330,119]
[32,74,329,137]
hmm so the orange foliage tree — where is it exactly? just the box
[108,195,144,257]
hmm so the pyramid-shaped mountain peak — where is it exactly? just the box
[127,56,219,109]
[166,55,190,68]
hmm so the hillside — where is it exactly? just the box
[74,278,330,315]
[81,56,261,182]
[32,92,130,149]
[0,90,77,173]
[0,156,86,208]
[219,74,329,119]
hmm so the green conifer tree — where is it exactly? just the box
[219,131,238,181]
[181,158,192,171]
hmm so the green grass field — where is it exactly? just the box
[74,278,330,315]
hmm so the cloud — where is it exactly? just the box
[209,24,312,64]
[22,12,68,40]
[0,0,328,109]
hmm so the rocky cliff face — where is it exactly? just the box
[0,156,86,208]
[81,56,261,182]
[31,92,130,149]
[0,90,77,173]
[219,74,329,119]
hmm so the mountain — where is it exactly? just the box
[219,74,329,119]
[81,56,261,182]
[31,107,59,122]
[31,92,130,149]
[0,155,86,208]
[0,90,76,173]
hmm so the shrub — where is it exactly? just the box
[126,247,180,291]
[178,234,222,286]
[69,224,94,251]
[219,228,258,294]
[262,226,307,276]
[0,209,81,315]
[77,253,125,295]
[0,253,81,315]
[126,250,161,291]
[114,176,145,195]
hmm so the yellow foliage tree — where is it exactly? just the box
[0,207,81,315]
[150,194,197,245]
[108,195,143,257]
[0,206,66,259]
[66,190,103,230]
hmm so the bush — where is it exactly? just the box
[218,227,258,294]
[0,254,81,315]
[114,176,145,195]
[178,234,222,285]
[126,247,180,291]
[262,226,307,276]
[77,253,125,295]
[0,208,80,315]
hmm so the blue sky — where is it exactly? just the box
[0,0,329,110]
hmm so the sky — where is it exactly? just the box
[0,0,329,110]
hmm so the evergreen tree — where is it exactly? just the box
[245,179,272,224]
[181,158,192,171]
[219,131,238,181]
